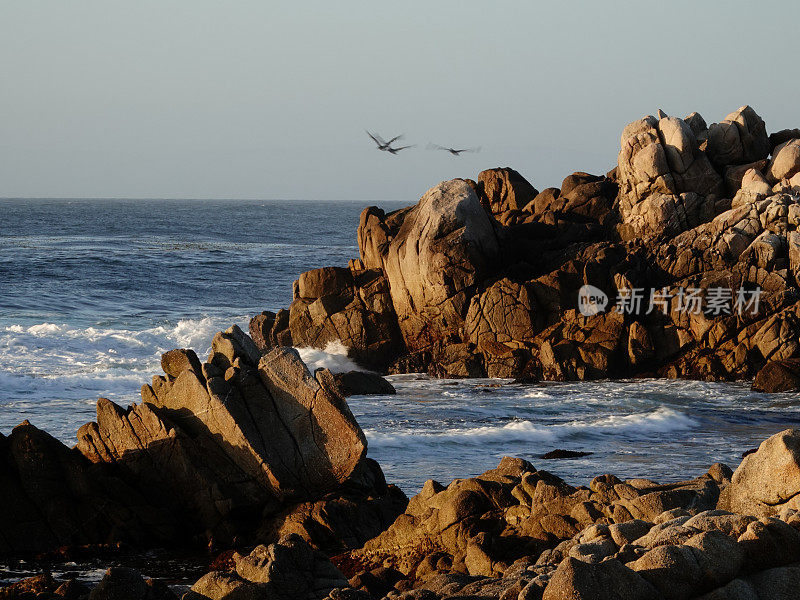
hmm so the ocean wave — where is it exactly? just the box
[295,341,365,373]
[364,407,698,449]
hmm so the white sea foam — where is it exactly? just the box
[0,316,248,438]
[364,406,697,449]
[295,341,364,373]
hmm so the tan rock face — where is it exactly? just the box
[71,327,377,550]
[617,110,728,239]
[383,179,503,352]
[476,167,539,225]
[767,138,800,184]
[465,278,538,348]
[719,428,800,518]
[706,105,770,168]
[752,359,800,392]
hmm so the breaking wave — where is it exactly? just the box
[295,341,365,373]
[364,407,698,449]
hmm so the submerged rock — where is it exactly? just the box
[333,371,396,396]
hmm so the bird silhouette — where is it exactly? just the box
[366,131,405,151]
[385,144,415,154]
[427,143,481,156]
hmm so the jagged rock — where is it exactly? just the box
[357,205,413,272]
[752,358,800,392]
[719,428,800,518]
[62,331,402,554]
[288,266,405,370]
[250,309,292,350]
[535,310,626,381]
[333,371,396,396]
[136,335,368,501]
[477,167,538,224]
[617,111,725,239]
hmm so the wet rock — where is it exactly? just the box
[751,358,800,392]
[0,574,58,599]
[540,450,593,460]
[288,267,405,371]
[333,371,396,396]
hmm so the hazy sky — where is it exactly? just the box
[1,1,797,201]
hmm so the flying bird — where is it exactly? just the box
[366,131,405,151]
[385,144,415,154]
[428,143,481,156]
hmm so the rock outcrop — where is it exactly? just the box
[303,444,799,599]
[6,429,800,599]
[251,104,800,386]
[0,330,407,557]
[187,535,348,600]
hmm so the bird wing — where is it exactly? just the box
[386,134,404,145]
[366,130,386,147]
[393,144,415,152]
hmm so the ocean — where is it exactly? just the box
[2,198,800,495]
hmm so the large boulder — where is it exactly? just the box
[719,428,800,517]
[706,105,770,168]
[383,179,504,352]
[333,370,396,396]
[542,557,658,600]
[767,138,800,184]
[752,358,800,392]
[617,111,724,239]
[476,167,538,225]
[286,266,405,370]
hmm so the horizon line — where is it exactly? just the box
[0,196,409,203]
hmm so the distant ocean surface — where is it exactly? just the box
[2,198,800,493]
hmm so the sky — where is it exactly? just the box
[0,0,797,202]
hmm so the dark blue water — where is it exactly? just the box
[0,199,390,326]
[2,198,800,495]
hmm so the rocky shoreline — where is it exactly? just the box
[252,105,800,391]
[4,104,800,598]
